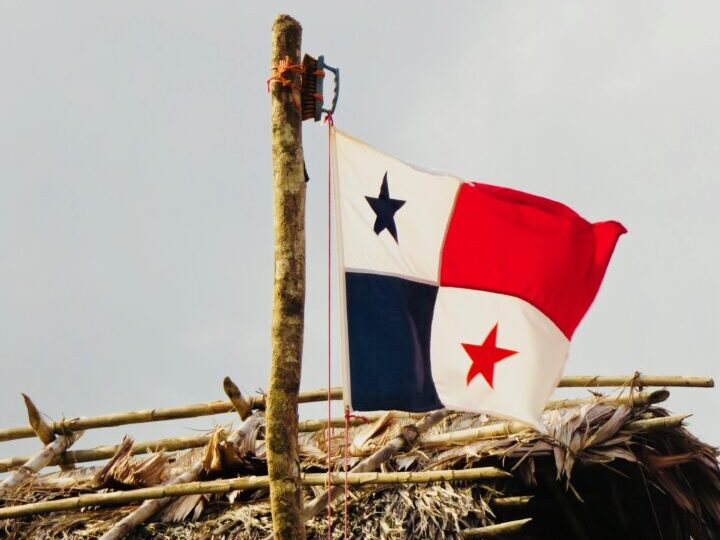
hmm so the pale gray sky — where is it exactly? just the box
[1,2,719,463]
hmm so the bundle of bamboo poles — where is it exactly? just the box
[0,374,710,444]
[0,375,709,477]
[0,387,687,474]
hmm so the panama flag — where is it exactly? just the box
[331,128,626,425]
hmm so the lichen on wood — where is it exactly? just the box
[266,13,307,540]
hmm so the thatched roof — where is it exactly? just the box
[1,384,719,539]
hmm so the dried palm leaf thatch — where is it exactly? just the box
[0,391,671,475]
[0,388,718,540]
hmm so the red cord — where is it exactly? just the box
[325,111,334,539]
[344,407,350,538]
[323,113,370,538]
[344,409,371,538]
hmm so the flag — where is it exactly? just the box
[331,128,626,425]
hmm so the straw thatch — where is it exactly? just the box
[0,385,719,539]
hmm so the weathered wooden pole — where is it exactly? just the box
[267,13,307,540]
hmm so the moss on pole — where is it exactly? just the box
[267,13,307,540]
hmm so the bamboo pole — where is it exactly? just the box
[294,390,668,433]
[0,403,230,443]
[304,390,668,432]
[298,411,424,432]
[462,518,532,538]
[0,388,342,443]
[557,375,713,388]
[545,389,668,410]
[421,421,532,448]
[0,417,363,473]
[0,466,509,520]
[267,13,306,540]
[624,414,690,431]
[421,414,690,448]
[0,434,210,473]
[99,462,202,540]
[0,374,704,444]
[491,495,533,507]
[0,431,82,489]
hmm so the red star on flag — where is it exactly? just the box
[462,323,518,388]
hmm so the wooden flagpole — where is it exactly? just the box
[267,13,307,540]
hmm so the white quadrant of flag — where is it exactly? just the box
[430,287,569,427]
[332,129,461,283]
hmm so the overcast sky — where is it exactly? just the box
[1,2,719,463]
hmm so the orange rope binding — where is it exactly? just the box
[267,55,304,112]
[266,55,304,92]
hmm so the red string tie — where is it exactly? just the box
[326,112,334,540]
[345,411,371,424]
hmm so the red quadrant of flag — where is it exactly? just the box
[440,182,626,338]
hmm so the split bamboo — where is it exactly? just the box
[21,394,55,445]
[0,432,82,489]
[462,518,532,538]
[22,394,75,471]
[99,462,202,540]
[223,377,252,421]
[0,466,509,520]
[0,374,705,444]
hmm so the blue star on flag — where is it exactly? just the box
[365,172,406,243]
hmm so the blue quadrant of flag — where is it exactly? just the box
[345,272,443,412]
